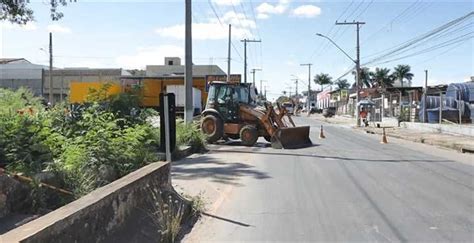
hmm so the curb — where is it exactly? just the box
[157,145,194,162]
[361,127,470,153]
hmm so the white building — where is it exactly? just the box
[0,58,47,96]
[145,57,226,77]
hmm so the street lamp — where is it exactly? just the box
[316,33,361,126]
[316,33,356,64]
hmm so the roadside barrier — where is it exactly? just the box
[381,128,388,144]
[319,125,326,139]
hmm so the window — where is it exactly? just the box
[168,60,173,65]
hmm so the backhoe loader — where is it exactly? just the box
[200,81,312,149]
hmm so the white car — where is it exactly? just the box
[282,102,294,114]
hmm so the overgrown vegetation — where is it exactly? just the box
[1,86,204,205]
[176,120,206,153]
[0,87,162,200]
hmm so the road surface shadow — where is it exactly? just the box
[172,155,271,186]
[202,212,253,227]
[214,140,319,149]
[209,149,455,163]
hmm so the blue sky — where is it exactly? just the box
[1,0,473,100]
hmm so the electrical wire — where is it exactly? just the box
[369,32,473,65]
[362,0,421,45]
[363,12,474,65]
[308,0,355,61]
[207,0,244,60]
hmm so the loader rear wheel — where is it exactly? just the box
[240,125,258,146]
[201,115,223,143]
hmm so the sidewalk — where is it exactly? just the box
[310,114,474,153]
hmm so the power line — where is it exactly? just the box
[354,0,374,20]
[362,0,421,45]
[207,0,243,61]
[344,0,365,22]
[363,12,474,65]
[308,0,355,61]
[413,38,469,66]
[365,20,473,61]
[370,32,473,65]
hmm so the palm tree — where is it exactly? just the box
[334,79,350,91]
[372,68,394,88]
[314,73,333,91]
[352,67,373,88]
[392,64,414,87]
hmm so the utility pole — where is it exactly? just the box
[49,32,53,106]
[241,39,261,83]
[259,80,266,98]
[250,68,261,87]
[423,70,428,123]
[336,20,365,126]
[184,0,193,123]
[227,24,231,83]
[300,64,312,114]
[292,78,299,96]
[264,85,267,100]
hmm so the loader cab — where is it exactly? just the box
[206,82,251,122]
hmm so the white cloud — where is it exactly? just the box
[256,0,290,19]
[1,22,37,31]
[47,24,72,33]
[257,13,270,19]
[116,45,184,69]
[212,0,241,6]
[156,11,255,40]
[291,5,321,18]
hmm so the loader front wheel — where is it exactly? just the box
[240,125,258,146]
[201,115,223,143]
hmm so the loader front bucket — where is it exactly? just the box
[270,126,312,149]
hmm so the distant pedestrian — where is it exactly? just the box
[360,107,369,127]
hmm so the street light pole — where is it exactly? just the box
[250,68,261,87]
[335,21,365,126]
[227,24,231,83]
[300,64,312,115]
[241,39,261,84]
[49,32,53,106]
[184,0,193,123]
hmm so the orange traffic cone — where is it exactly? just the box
[381,128,388,144]
[319,125,326,139]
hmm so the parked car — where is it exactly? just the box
[322,107,336,117]
[282,102,294,115]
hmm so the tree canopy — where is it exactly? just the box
[372,68,394,88]
[334,79,350,90]
[392,64,414,87]
[314,73,333,91]
[1,0,70,24]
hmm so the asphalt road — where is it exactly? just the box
[177,116,474,242]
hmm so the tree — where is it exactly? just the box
[392,64,414,87]
[352,67,373,88]
[1,0,70,24]
[314,73,333,91]
[372,68,394,88]
[276,96,289,104]
[334,79,350,91]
